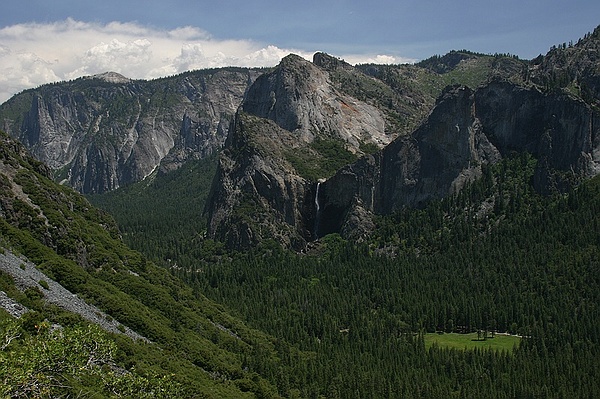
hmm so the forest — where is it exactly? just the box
[89,152,600,398]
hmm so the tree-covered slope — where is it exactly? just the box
[0,129,314,398]
[91,133,600,397]
[187,155,600,398]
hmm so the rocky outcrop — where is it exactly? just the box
[0,68,261,193]
[206,54,395,249]
[317,81,600,238]
[0,250,147,341]
[206,112,313,249]
[529,25,600,103]
[242,54,390,151]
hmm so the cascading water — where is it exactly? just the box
[315,182,321,212]
[370,184,375,211]
[313,181,321,238]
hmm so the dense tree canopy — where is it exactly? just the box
[89,153,600,398]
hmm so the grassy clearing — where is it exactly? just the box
[424,332,521,352]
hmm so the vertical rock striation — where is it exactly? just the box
[318,82,600,238]
[0,69,261,193]
[205,54,392,249]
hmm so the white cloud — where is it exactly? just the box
[0,18,410,103]
[343,54,416,65]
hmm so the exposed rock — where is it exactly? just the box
[207,30,600,249]
[318,81,600,238]
[206,54,400,249]
[89,71,132,84]
[0,247,148,341]
[0,68,261,193]
[529,25,600,103]
[206,112,312,250]
[242,54,390,151]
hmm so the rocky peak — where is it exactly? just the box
[241,53,390,152]
[88,71,132,84]
[0,68,260,193]
[529,24,600,103]
[312,52,354,72]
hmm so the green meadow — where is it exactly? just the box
[425,332,521,352]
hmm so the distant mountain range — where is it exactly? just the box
[1,25,600,398]
[1,26,599,250]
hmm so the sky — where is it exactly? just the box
[0,0,598,103]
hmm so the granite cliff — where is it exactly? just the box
[205,54,392,249]
[317,82,600,239]
[0,68,261,193]
[207,28,600,248]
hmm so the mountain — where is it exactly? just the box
[0,49,527,199]
[3,27,599,398]
[205,54,399,249]
[204,51,531,249]
[0,129,306,397]
[2,27,599,251]
[206,28,600,248]
[318,81,599,239]
[0,68,262,193]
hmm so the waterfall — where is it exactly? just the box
[315,182,321,212]
[370,184,375,211]
[313,181,321,238]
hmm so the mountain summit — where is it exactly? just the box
[0,68,261,193]
[206,32,600,249]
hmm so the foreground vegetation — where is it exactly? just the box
[0,132,292,398]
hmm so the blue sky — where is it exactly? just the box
[0,0,598,102]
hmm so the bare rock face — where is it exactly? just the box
[0,69,261,193]
[206,113,313,249]
[475,81,600,191]
[206,55,392,249]
[242,54,390,151]
[317,82,600,238]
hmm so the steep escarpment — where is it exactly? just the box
[206,54,392,249]
[206,28,600,249]
[0,68,261,193]
[242,54,389,150]
[318,81,600,238]
[206,112,313,249]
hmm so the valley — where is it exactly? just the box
[1,25,600,398]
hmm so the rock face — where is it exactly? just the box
[241,54,390,150]
[4,27,600,250]
[0,68,261,193]
[206,112,313,249]
[205,54,394,249]
[206,27,600,249]
[317,82,600,237]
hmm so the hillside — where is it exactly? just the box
[0,129,315,398]
[96,149,600,397]
[1,25,600,398]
